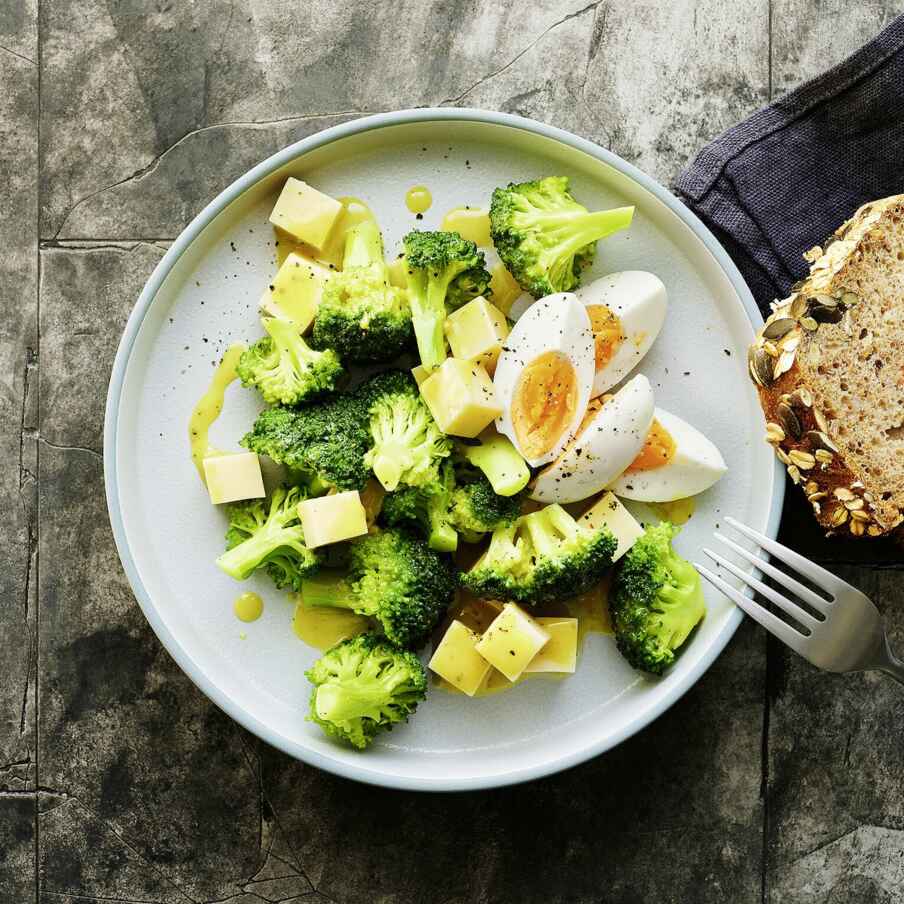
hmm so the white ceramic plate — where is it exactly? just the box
[105,109,782,791]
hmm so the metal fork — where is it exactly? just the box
[694,516,904,686]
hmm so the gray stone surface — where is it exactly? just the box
[1,1,902,901]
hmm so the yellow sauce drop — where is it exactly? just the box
[188,342,247,480]
[292,597,369,651]
[405,185,432,215]
[275,196,377,270]
[233,591,264,623]
[440,207,492,247]
[512,350,579,461]
[627,419,677,472]
[586,304,625,371]
[655,496,696,525]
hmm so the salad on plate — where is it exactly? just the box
[190,173,728,751]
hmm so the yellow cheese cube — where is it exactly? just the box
[420,359,502,438]
[268,177,342,250]
[411,365,430,387]
[489,262,522,316]
[428,620,493,696]
[444,296,510,374]
[525,618,578,673]
[578,492,644,562]
[475,603,550,682]
[203,452,265,505]
[296,490,367,549]
[259,252,333,331]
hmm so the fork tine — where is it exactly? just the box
[694,562,808,651]
[713,532,832,615]
[724,516,842,596]
[703,548,821,631]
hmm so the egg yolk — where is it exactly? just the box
[538,398,603,478]
[512,350,579,460]
[586,304,625,371]
[626,419,676,471]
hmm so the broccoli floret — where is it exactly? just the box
[217,485,320,590]
[381,461,458,552]
[301,528,456,648]
[237,316,343,405]
[489,176,634,298]
[609,522,706,675]
[455,434,530,497]
[402,230,491,369]
[449,474,523,543]
[311,221,413,363]
[362,370,452,491]
[461,503,616,605]
[241,393,372,491]
[306,633,427,749]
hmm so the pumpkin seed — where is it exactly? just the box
[805,430,839,453]
[749,347,773,387]
[842,291,859,305]
[811,303,844,324]
[763,317,796,340]
[812,294,838,308]
[792,387,813,408]
[777,403,802,439]
[800,316,818,331]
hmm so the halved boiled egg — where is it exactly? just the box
[608,408,727,502]
[530,374,655,503]
[493,293,595,468]
[575,271,667,397]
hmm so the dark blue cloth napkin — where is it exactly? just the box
[675,15,904,315]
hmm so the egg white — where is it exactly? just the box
[607,407,727,502]
[493,292,595,467]
[530,374,655,504]
[575,271,667,397]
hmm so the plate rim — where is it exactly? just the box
[103,107,784,791]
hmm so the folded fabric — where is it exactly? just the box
[675,15,904,315]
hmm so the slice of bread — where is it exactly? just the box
[749,194,904,538]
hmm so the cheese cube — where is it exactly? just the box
[444,296,510,374]
[203,452,265,505]
[259,252,333,331]
[269,178,342,250]
[475,603,550,682]
[488,262,522,316]
[525,618,578,673]
[420,359,502,438]
[428,620,493,696]
[578,492,644,562]
[411,365,430,387]
[296,490,367,548]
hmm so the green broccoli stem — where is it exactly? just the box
[265,316,320,366]
[457,435,530,497]
[538,206,635,260]
[300,570,357,609]
[314,683,383,722]
[217,525,307,581]
[428,520,458,553]
[523,505,574,558]
[409,277,453,369]
[342,220,384,270]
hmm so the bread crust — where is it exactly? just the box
[749,195,904,539]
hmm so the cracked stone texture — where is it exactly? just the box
[0,1,901,902]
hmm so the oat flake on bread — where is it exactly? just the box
[749,193,904,539]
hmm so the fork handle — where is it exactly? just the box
[877,638,904,687]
